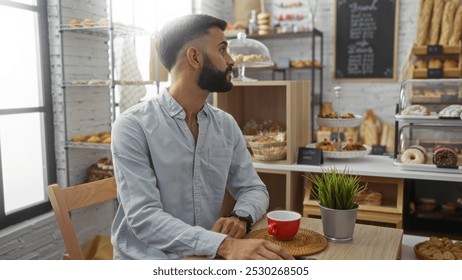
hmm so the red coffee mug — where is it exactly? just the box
[267,210,301,240]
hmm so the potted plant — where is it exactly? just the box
[306,167,367,243]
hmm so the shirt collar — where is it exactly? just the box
[158,88,209,119]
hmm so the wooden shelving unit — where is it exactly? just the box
[214,81,311,164]
[303,175,404,228]
[214,81,310,212]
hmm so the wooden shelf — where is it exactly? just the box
[214,81,311,164]
[214,81,310,212]
[303,174,404,228]
[412,44,461,56]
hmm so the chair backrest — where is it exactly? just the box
[47,177,117,260]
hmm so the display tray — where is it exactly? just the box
[315,115,362,128]
[234,61,275,68]
[393,159,462,174]
[306,143,371,159]
[395,114,462,121]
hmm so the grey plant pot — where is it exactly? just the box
[319,205,358,243]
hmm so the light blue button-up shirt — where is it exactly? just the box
[111,88,269,259]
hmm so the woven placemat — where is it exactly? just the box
[246,228,328,257]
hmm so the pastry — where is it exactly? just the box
[68,19,80,28]
[409,145,428,162]
[428,58,443,69]
[257,13,270,20]
[402,104,430,116]
[231,54,269,63]
[71,135,87,142]
[443,59,458,68]
[98,131,111,139]
[438,104,462,117]
[315,138,337,151]
[433,146,458,167]
[343,141,366,151]
[415,236,462,260]
[401,147,426,164]
[97,157,113,170]
[341,113,356,119]
[87,135,101,143]
[102,136,111,144]
[414,59,427,69]
[290,60,305,68]
[257,19,270,25]
[81,18,94,27]
[97,18,109,26]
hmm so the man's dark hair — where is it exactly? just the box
[156,14,227,71]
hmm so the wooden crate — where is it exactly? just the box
[411,43,462,79]
[303,174,404,228]
[214,81,311,164]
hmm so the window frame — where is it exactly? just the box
[0,0,55,230]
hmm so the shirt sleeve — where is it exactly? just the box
[111,114,227,258]
[225,118,270,224]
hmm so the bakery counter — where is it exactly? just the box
[254,154,462,182]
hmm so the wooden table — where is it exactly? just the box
[251,217,404,260]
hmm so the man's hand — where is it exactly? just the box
[216,237,294,260]
[211,217,246,239]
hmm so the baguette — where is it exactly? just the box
[429,0,444,45]
[416,0,434,45]
[449,5,462,45]
[439,2,457,45]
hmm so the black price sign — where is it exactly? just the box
[297,148,323,165]
[428,68,443,78]
[427,45,443,55]
[371,145,387,155]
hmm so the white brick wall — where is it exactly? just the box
[0,0,423,260]
[0,0,114,260]
[205,0,421,124]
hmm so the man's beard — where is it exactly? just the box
[197,54,233,92]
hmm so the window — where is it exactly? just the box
[0,0,55,229]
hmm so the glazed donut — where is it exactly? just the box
[401,148,426,164]
[409,145,428,162]
[433,146,458,167]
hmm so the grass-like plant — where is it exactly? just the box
[306,167,367,210]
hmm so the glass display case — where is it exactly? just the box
[394,79,462,173]
[227,32,274,81]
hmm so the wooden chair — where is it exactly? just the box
[47,177,117,260]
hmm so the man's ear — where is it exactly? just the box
[186,47,202,70]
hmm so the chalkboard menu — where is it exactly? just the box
[335,0,398,80]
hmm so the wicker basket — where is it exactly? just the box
[249,136,287,161]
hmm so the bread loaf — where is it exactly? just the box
[439,2,456,45]
[449,5,462,45]
[416,0,434,45]
[429,0,444,45]
[414,59,428,69]
[380,124,395,154]
[360,110,381,146]
[428,57,443,68]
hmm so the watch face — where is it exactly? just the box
[234,210,249,218]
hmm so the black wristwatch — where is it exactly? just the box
[229,210,253,233]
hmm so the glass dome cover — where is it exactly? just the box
[228,32,274,68]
